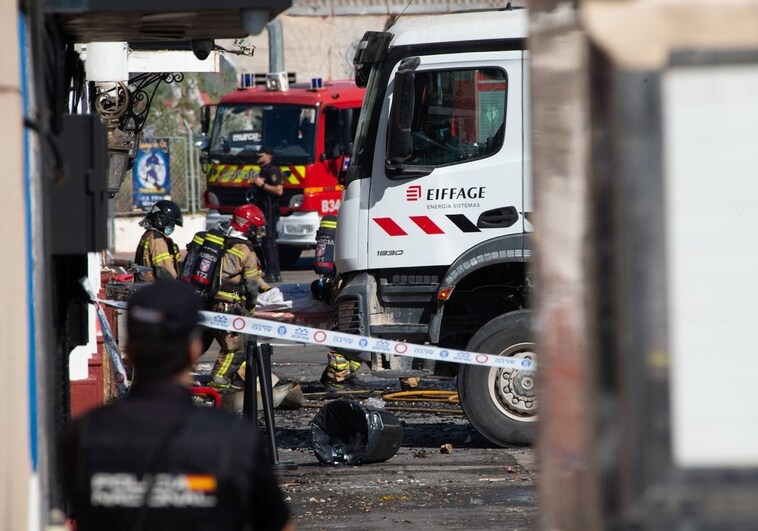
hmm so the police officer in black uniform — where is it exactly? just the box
[60,281,293,531]
[253,146,284,283]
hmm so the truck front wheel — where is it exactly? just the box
[458,310,536,446]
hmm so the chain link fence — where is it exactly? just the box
[113,135,207,215]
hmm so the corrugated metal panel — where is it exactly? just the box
[288,0,517,17]
[45,0,292,42]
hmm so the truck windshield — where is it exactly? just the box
[351,63,383,177]
[210,104,318,164]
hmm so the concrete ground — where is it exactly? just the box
[196,251,539,530]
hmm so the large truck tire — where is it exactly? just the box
[458,310,536,446]
[277,245,302,269]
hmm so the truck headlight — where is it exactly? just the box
[289,194,304,208]
[204,191,220,209]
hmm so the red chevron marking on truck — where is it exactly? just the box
[409,216,444,235]
[373,217,407,236]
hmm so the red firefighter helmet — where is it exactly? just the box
[231,204,266,234]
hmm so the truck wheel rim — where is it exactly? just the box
[487,342,538,422]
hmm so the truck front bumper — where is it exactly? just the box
[205,209,319,248]
[276,211,320,248]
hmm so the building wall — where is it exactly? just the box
[114,214,206,255]
[0,4,32,531]
[221,14,400,81]
[222,0,517,81]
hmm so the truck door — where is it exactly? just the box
[367,51,525,270]
[522,51,533,234]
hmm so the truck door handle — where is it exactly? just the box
[477,206,519,229]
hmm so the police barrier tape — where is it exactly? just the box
[80,281,129,397]
[99,298,536,372]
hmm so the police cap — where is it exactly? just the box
[127,280,201,340]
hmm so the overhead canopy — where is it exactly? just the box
[45,0,292,43]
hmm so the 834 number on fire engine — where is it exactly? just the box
[321,199,340,214]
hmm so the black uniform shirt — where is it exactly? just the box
[256,164,283,216]
[61,382,290,531]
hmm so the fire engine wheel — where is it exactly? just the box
[277,245,302,269]
[458,310,536,447]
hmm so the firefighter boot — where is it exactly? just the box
[210,350,245,391]
[320,350,365,395]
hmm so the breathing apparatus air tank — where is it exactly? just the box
[313,215,337,276]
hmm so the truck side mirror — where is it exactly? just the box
[194,133,209,151]
[355,65,371,88]
[338,108,355,155]
[337,151,352,185]
[386,58,420,166]
[353,31,392,88]
[201,105,211,135]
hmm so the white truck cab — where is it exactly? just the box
[335,8,536,446]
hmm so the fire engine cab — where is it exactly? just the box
[200,74,364,266]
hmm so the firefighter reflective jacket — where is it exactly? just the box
[134,230,180,282]
[182,231,262,311]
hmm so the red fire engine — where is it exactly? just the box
[199,74,364,266]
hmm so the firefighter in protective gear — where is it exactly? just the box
[320,352,419,393]
[313,215,421,393]
[320,350,363,392]
[134,200,183,282]
[187,204,266,390]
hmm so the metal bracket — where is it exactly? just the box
[93,72,185,138]
[92,73,184,193]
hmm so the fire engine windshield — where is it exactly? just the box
[209,104,317,163]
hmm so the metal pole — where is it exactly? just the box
[107,197,115,252]
[190,137,197,213]
[243,339,257,423]
[267,19,284,73]
[182,119,196,212]
[257,343,280,465]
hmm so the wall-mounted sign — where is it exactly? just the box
[133,138,171,210]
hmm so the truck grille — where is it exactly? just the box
[389,273,439,284]
[208,185,301,211]
[208,186,249,208]
[337,297,361,335]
